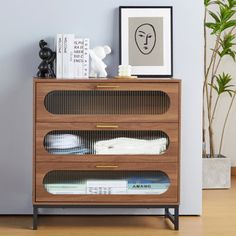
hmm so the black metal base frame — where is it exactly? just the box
[33,205,179,230]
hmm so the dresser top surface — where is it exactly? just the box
[34,78,181,83]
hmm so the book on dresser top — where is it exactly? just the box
[83,38,90,78]
[56,34,63,78]
[56,33,90,79]
[62,34,74,79]
[74,38,84,78]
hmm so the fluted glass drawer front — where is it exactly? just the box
[35,82,180,122]
[44,171,170,195]
[36,123,179,162]
[44,130,169,155]
[35,162,178,203]
[45,90,170,115]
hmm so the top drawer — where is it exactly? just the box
[35,81,180,123]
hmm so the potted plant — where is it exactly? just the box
[203,0,236,188]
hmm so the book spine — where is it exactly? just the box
[63,34,74,78]
[56,34,63,79]
[83,38,90,78]
[74,38,84,78]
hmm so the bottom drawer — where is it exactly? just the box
[35,162,179,204]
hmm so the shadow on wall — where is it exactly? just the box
[0,41,40,212]
[106,8,120,77]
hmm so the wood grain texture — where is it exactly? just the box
[33,79,181,207]
[35,162,178,204]
[35,122,179,163]
[35,81,180,123]
[34,78,181,83]
[32,81,36,203]
[178,81,182,203]
[232,167,236,176]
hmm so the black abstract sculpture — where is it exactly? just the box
[37,40,56,78]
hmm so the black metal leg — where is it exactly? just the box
[164,206,179,230]
[164,207,168,218]
[174,206,179,230]
[30,205,178,230]
[33,206,38,230]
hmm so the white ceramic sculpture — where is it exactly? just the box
[89,45,111,78]
[118,65,132,76]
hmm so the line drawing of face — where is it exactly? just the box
[135,23,157,55]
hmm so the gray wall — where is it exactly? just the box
[0,0,203,214]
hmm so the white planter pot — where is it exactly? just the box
[202,156,231,189]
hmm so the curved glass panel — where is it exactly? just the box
[43,171,171,195]
[44,90,170,115]
[44,130,169,155]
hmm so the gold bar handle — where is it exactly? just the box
[96,85,120,89]
[96,165,119,168]
[96,125,119,129]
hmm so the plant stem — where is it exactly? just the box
[214,57,222,76]
[219,92,236,155]
[207,33,221,157]
[210,96,220,125]
[217,25,236,156]
[203,5,219,157]
[208,125,215,157]
[203,7,207,157]
[208,34,221,113]
[204,35,221,91]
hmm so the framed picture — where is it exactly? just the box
[119,6,173,77]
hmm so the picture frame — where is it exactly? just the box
[119,6,173,77]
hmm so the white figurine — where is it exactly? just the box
[89,45,111,78]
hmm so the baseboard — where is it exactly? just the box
[232,167,236,176]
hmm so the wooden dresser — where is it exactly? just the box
[33,78,181,230]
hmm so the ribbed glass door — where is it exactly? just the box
[44,130,169,155]
[43,171,171,195]
[44,90,170,115]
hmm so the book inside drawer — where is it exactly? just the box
[35,162,178,203]
[44,170,171,195]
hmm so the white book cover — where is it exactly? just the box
[86,180,127,194]
[74,38,84,78]
[83,38,90,78]
[56,34,63,79]
[63,34,75,78]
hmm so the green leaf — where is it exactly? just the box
[205,0,222,7]
[205,22,221,34]
[211,73,235,96]
[205,0,213,6]
[204,0,210,6]
[227,0,236,8]
[209,11,220,23]
[218,33,236,60]
[221,20,236,31]
[209,83,219,93]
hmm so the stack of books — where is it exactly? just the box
[56,34,90,79]
[45,181,86,195]
[127,177,169,194]
[45,177,169,195]
[86,180,127,195]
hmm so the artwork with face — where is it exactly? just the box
[135,23,156,55]
[120,7,173,77]
[129,17,164,67]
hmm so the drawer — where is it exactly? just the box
[34,162,179,204]
[35,122,179,163]
[35,81,180,123]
